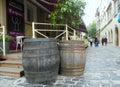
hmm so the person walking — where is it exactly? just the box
[89,38,93,47]
[94,37,99,47]
[101,38,104,46]
[104,37,107,45]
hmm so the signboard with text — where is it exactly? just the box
[6,0,24,50]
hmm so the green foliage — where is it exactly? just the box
[0,35,13,42]
[87,21,96,38]
[83,35,88,39]
[48,0,86,27]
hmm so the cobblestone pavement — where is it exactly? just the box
[1,45,120,87]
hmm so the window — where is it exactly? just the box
[25,1,36,22]
[114,0,119,14]
[118,0,120,12]
[27,5,33,22]
[114,1,117,14]
[107,5,112,22]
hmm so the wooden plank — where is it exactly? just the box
[0,58,23,68]
[0,52,24,77]
[0,52,22,60]
[0,67,24,77]
[0,62,23,68]
[0,60,22,64]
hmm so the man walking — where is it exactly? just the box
[104,37,107,45]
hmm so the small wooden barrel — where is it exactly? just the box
[22,38,60,84]
[59,40,86,76]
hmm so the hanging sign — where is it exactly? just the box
[6,0,24,33]
[6,0,24,50]
[118,13,120,23]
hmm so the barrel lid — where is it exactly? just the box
[24,38,56,42]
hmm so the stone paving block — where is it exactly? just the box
[112,84,120,87]
[1,45,120,87]
[64,80,75,85]
[72,78,80,81]
[54,84,69,87]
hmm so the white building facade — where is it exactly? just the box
[96,0,120,46]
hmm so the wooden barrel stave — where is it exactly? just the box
[59,40,86,76]
[22,38,60,83]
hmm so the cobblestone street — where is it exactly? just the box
[0,45,120,87]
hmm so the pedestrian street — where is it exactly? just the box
[0,45,120,87]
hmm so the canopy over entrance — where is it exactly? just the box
[30,0,87,33]
[36,0,57,11]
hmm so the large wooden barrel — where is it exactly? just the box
[22,38,60,84]
[59,40,86,76]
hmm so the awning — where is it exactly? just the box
[30,0,57,13]
[36,0,57,12]
[70,22,87,33]
[79,23,87,33]
[30,0,87,33]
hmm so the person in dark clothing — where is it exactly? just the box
[104,37,107,45]
[89,38,93,47]
[101,38,104,46]
[94,37,99,47]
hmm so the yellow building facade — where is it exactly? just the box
[0,0,50,50]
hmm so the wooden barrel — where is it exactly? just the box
[22,38,60,84]
[59,40,86,76]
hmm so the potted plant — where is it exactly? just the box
[0,35,13,53]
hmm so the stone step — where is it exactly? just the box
[0,52,22,60]
[0,67,24,77]
[0,60,23,68]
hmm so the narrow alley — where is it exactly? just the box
[0,45,120,87]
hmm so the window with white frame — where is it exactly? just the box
[107,5,112,22]
[118,0,120,12]
[114,0,117,14]
[114,0,120,13]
